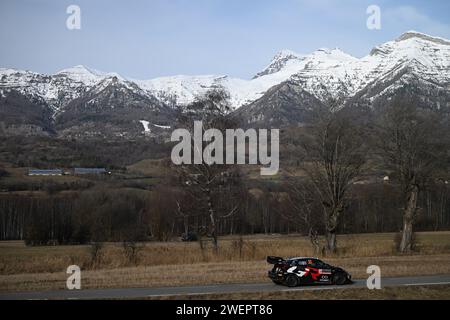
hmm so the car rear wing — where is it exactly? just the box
[267,256,285,264]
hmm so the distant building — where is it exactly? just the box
[74,168,108,175]
[28,169,63,176]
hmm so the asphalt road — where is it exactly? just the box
[1,274,450,300]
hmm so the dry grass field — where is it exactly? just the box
[1,231,450,293]
[153,284,450,300]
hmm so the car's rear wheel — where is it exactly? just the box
[285,274,299,287]
[332,272,347,285]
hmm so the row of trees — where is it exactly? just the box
[167,93,450,254]
[0,180,448,244]
[0,94,449,255]
[283,97,449,253]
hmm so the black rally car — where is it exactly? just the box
[267,256,352,287]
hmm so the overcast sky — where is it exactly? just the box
[0,0,449,79]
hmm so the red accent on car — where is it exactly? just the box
[307,267,321,280]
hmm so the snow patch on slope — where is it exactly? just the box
[139,120,171,134]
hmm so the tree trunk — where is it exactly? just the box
[326,230,337,253]
[308,228,321,255]
[399,184,419,253]
[209,209,218,252]
[207,197,218,252]
[324,204,340,254]
[183,215,189,236]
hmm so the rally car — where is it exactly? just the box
[267,256,352,287]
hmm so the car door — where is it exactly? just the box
[307,259,332,283]
[286,259,308,279]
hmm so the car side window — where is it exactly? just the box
[297,260,307,266]
[309,259,324,268]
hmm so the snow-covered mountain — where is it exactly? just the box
[0,65,139,113]
[0,31,449,135]
[2,30,448,111]
[139,31,449,114]
[0,63,283,112]
[236,31,450,126]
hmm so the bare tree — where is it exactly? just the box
[145,187,177,241]
[375,97,447,252]
[302,109,366,253]
[89,241,104,268]
[178,164,238,249]
[281,178,324,255]
[122,240,143,265]
[174,89,242,251]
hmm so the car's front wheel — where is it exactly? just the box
[332,272,347,285]
[285,274,299,287]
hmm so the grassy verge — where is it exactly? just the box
[1,232,449,292]
[2,232,450,274]
[151,284,450,300]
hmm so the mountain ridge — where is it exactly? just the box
[1,31,449,136]
[2,30,447,113]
